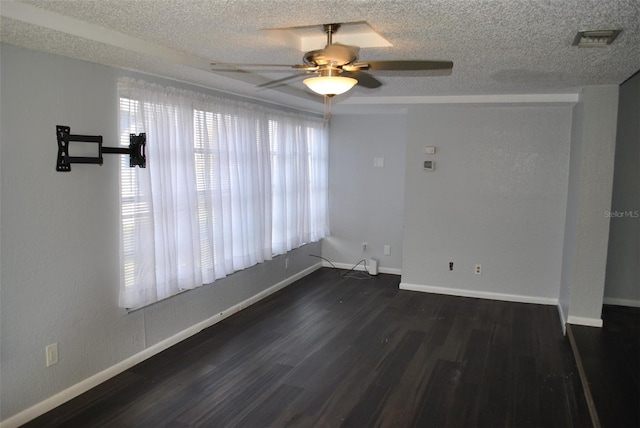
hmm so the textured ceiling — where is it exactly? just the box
[1,0,639,113]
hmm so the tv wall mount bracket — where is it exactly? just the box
[56,125,146,172]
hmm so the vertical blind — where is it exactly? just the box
[118,78,328,309]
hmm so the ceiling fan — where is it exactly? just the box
[211,23,453,97]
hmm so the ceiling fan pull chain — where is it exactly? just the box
[323,95,328,126]
[328,95,333,121]
[322,94,333,127]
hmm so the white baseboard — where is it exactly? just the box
[321,260,401,276]
[0,263,322,428]
[567,315,604,328]
[603,297,640,308]
[399,282,558,306]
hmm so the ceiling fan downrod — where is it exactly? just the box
[323,23,341,45]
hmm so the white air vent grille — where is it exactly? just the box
[573,30,621,47]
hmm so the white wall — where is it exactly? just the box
[560,86,619,326]
[558,100,584,323]
[400,104,572,303]
[0,44,321,424]
[322,112,407,273]
[604,73,640,307]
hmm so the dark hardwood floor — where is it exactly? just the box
[25,268,591,427]
[568,305,640,428]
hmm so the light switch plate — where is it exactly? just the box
[46,343,58,367]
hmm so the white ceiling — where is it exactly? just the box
[1,0,639,113]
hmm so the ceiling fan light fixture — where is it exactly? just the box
[303,75,358,96]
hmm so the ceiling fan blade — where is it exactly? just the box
[211,62,295,68]
[341,71,382,89]
[211,63,317,72]
[292,64,319,70]
[351,60,453,71]
[256,72,313,89]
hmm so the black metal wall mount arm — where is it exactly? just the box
[56,125,146,172]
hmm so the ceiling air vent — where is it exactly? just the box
[573,30,621,47]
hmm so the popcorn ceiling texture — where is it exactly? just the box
[2,0,639,111]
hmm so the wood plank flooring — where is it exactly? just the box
[568,305,640,428]
[24,268,590,427]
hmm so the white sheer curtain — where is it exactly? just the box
[193,103,272,284]
[118,83,202,308]
[117,78,327,309]
[270,115,329,254]
[306,120,330,243]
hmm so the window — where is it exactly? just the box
[119,97,145,292]
[117,78,328,309]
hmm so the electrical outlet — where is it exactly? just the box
[449,262,454,271]
[475,264,482,275]
[46,343,58,367]
[362,242,367,252]
[383,245,391,256]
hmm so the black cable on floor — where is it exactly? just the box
[309,254,373,280]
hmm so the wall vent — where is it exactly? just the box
[573,30,621,47]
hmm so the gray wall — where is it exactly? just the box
[400,105,572,302]
[0,44,320,422]
[322,112,407,272]
[560,86,619,325]
[604,73,640,306]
